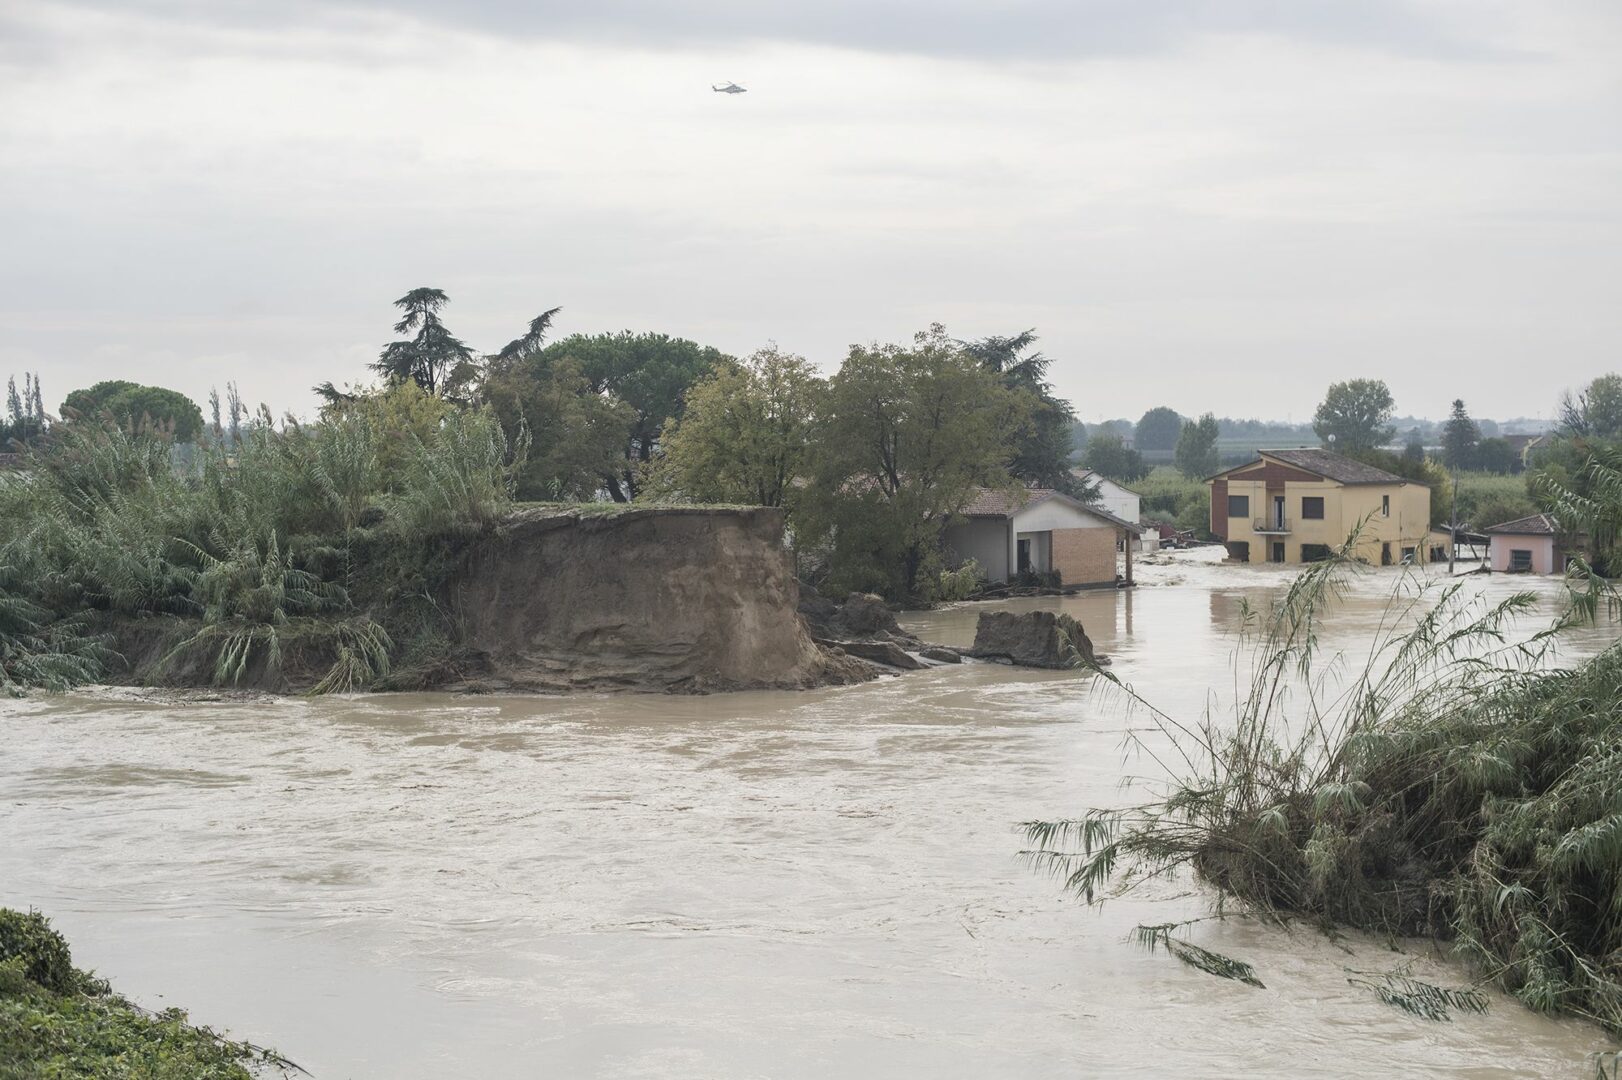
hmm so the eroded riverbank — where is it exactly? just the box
[3,555,1617,1078]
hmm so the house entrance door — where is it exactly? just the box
[1270,542,1285,563]
[1017,538,1032,574]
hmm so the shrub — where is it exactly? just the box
[0,908,297,1078]
[1136,467,1211,538]
[1024,538,1622,1032]
[936,559,983,601]
[0,399,517,693]
[0,910,76,995]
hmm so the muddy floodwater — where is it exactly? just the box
[5,552,1620,1078]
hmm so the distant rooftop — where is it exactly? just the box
[1483,512,1559,536]
[959,486,1142,533]
[1258,447,1411,485]
[1070,466,1141,496]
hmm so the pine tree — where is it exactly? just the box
[372,288,474,396]
[1441,399,1480,471]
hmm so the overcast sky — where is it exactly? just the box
[3,1,1619,424]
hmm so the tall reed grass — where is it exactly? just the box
[1025,538,1622,1031]
[0,403,519,693]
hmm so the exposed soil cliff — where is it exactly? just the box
[102,506,871,695]
[445,506,870,693]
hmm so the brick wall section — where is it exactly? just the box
[1052,527,1118,586]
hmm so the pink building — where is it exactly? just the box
[1484,513,1566,574]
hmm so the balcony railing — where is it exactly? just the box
[1253,516,1291,534]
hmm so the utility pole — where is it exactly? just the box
[1448,471,1458,575]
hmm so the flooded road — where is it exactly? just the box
[4,553,1618,1078]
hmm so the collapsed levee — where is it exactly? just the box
[102,506,873,695]
[444,506,871,693]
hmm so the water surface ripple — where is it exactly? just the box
[3,556,1616,1078]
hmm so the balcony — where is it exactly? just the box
[1252,516,1291,534]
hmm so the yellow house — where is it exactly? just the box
[1208,449,1432,565]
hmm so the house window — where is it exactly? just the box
[1300,544,1332,562]
[1402,546,1417,564]
[1227,541,1251,562]
[1381,495,1390,517]
[1227,495,1249,518]
[1509,549,1533,572]
[1301,497,1324,520]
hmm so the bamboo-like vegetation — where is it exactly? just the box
[1024,535,1622,1032]
[0,404,521,694]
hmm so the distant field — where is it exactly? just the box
[1215,437,1316,464]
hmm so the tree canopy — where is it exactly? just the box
[1474,437,1519,475]
[645,347,823,508]
[1313,379,1395,453]
[1134,406,1183,453]
[538,332,728,501]
[61,380,204,442]
[1174,413,1220,479]
[2,373,47,447]
[1081,433,1147,483]
[371,288,475,397]
[960,330,1078,493]
[1441,399,1480,470]
[1559,373,1622,439]
[800,326,1020,598]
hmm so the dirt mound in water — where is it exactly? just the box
[968,610,1100,669]
[448,506,871,693]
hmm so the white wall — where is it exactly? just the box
[1012,498,1115,534]
[1092,479,1140,525]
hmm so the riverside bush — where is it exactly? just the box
[0,909,295,1078]
[1025,540,1622,1032]
[0,405,520,694]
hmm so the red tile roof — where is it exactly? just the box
[957,486,1141,533]
[1483,513,1559,536]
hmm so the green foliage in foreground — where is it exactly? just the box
[1025,542,1622,1033]
[0,571,109,696]
[0,401,522,694]
[0,909,295,1078]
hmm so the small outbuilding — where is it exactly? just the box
[1483,513,1568,574]
[944,487,1142,587]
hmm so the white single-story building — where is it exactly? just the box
[1071,468,1140,524]
[1484,513,1568,574]
[1071,468,1153,551]
[944,487,1142,587]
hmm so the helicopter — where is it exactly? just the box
[711,81,747,94]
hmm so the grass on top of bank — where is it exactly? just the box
[1024,536,1622,1033]
[0,409,519,695]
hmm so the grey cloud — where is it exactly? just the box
[30,0,1490,62]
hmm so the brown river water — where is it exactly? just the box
[4,550,1620,1078]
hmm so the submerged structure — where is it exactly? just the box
[1207,449,1431,566]
[943,487,1141,587]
